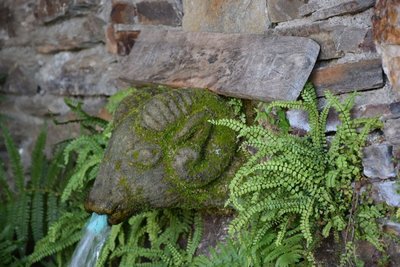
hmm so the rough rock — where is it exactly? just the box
[287,86,397,133]
[362,144,396,179]
[182,0,268,33]
[275,23,371,60]
[85,88,238,224]
[34,15,105,54]
[298,2,321,17]
[355,241,383,267]
[120,29,320,101]
[0,3,15,45]
[374,45,400,100]
[36,46,121,96]
[373,0,400,45]
[34,0,71,23]
[385,118,400,146]
[1,0,37,40]
[383,221,400,266]
[311,59,384,96]
[0,47,42,95]
[0,95,106,170]
[106,24,140,55]
[2,65,39,96]
[267,0,307,23]
[0,93,107,117]
[196,213,232,256]
[110,2,136,24]
[34,0,100,24]
[373,0,400,99]
[311,0,375,21]
[372,181,400,207]
[136,0,182,26]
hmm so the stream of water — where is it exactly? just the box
[69,213,110,267]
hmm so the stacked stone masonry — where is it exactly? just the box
[0,0,399,265]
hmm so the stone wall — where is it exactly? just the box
[0,0,399,263]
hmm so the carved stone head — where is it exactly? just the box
[85,87,237,224]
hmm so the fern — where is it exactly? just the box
[28,210,88,265]
[105,87,137,114]
[60,100,111,202]
[0,120,25,191]
[212,83,384,265]
[0,124,77,265]
[106,209,202,267]
[30,130,47,242]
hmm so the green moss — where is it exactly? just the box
[108,86,242,211]
[130,88,239,206]
[114,160,122,172]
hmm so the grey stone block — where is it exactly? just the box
[120,29,320,101]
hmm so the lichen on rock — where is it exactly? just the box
[85,86,239,224]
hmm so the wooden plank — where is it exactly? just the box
[120,29,320,101]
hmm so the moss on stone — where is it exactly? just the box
[129,87,239,206]
[89,85,242,223]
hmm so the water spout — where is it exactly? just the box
[69,213,110,267]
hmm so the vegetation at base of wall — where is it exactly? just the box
[211,83,393,266]
[0,119,80,266]
[0,84,396,266]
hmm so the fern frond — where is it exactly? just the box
[63,98,108,130]
[15,192,31,249]
[28,231,82,264]
[0,123,25,191]
[0,159,12,201]
[31,191,44,242]
[46,193,59,226]
[43,148,64,188]
[61,153,102,202]
[30,129,46,188]
[29,210,88,264]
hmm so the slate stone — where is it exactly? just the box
[36,46,121,96]
[2,65,38,95]
[34,15,105,54]
[0,95,106,170]
[373,0,400,98]
[0,47,41,95]
[298,2,320,17]
[311,59,384,97]
[34,0,70,23]
[362,144,396,179]
[267,0,307,23]
[0,94,106,118]
[311,0,375,21]
[372,181,400,207]
[106,24,140,55]
[358,29,376,52]
[286,86,396,133]
[275,23,370,60]
[382,221,400,266]
[196,213,232,257]
[385,118,400,146]
[110,2,136,24]
[373,0,400,46]
[0,3,15,45]
[136,0,182,26]
[120,29,320,101]
[34,0,100,24]
[182,0,268,34]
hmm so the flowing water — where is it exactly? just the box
[69,213,110,267]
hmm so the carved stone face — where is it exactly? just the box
[85,88,237,224]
